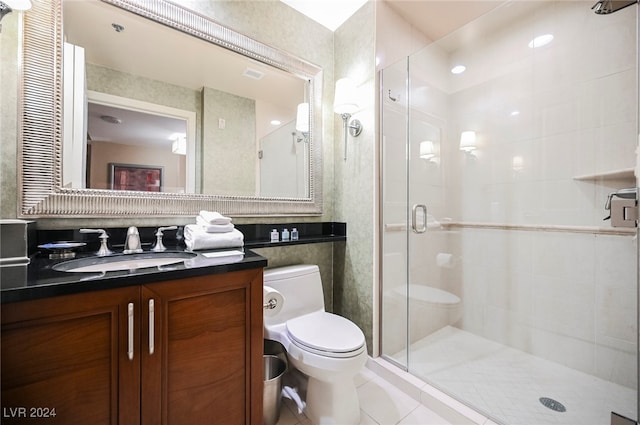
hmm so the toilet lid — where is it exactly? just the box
[286,312,366,358]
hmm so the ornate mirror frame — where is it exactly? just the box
[18,0,323,217]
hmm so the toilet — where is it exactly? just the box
[263,264,367,425]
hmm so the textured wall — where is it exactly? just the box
[333,2,377,354]
[254,242,337,311]
[0,12,20,218]
[201,87,256,196]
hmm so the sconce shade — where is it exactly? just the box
[4,0,31,10]
[459,130,477,152]
[296,102,309,133]
[419,141,435,160]
[334,78,359,115]
[172,135,187,155]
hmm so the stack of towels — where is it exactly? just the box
[184,210,244,251]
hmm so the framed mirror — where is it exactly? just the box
[19,0,323,217]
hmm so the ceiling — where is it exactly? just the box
[278,0,506,40]
[280,0,369,31]
[384,0,505,41]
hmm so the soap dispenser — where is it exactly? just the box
[270,229,279,243]
[291,228,299,241]
[281,228,290,241]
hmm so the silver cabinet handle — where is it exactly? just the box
[411,204,428,234]
[148,299,155,355]
[127,302,134,361]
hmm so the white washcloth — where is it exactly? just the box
[199,210,232,225]
[184,224,244,251]
[196,216,235,233]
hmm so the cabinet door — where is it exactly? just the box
[141,269,263,425]
[1,286,141,425]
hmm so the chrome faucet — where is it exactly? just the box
[80,228,114,256]
[151,226,177,252]
[123,226,143,254]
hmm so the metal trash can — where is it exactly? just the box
[263,355,287,425]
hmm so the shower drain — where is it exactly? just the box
[539,397,566,412]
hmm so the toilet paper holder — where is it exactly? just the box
[604,188,637,228]
[264,298,278,310]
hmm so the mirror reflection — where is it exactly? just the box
[62,0,310,198]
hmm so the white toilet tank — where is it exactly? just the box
[263,264,325,326]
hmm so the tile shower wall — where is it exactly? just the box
[447,1,637,226]
[415,1,638,388]
[458,229,637,388]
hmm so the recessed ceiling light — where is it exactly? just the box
[451,65,466,74]
[528,34,554,48]
[270,120,281,126]
[510,110,520,116]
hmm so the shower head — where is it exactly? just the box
[592,0,637,14]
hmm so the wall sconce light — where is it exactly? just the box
[295,102,309,143]
[171,134,187,155]
[419,141,436,161]
[512,155,524,171]
[334,78,362,160]
[459,130,477,154]
[0,0,31,26]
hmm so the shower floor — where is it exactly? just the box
[391,326,636,425]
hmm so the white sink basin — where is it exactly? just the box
[53,252,197,273]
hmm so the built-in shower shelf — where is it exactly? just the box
[573,168,635,182]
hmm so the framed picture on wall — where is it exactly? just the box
[109,163,164,192]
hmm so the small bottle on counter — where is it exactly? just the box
[281,228,290,241]
[270,229,279,242]
[291,228,299,241]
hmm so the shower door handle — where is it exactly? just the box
[411,204,427,234]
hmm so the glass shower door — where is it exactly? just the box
[380,58,410,368]
[380,56,450,368]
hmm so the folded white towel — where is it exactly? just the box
[199,210,232,225]
[184,224,244,251]
[196,216,235,233]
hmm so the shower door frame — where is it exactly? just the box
[378,59,410,372]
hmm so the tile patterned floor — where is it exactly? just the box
[395,326,636,425]
[275,366,453,425]
[275,326,637,425]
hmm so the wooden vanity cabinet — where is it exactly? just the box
[140,268,264,425]
[1,268,264,425]
[1,285,141,425]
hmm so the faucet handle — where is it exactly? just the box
[151,226,177,252]
[79,228,114,256]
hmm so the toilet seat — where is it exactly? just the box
[286,312,366,358]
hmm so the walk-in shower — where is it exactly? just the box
[380,1,638,424]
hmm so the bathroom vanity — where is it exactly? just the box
[1,251,267,425]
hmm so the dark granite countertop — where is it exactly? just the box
[0,222,346,304]
[1,248,267,304]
